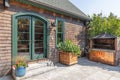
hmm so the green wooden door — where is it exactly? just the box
[17,16,31,59]
[16,15,47,60]
[31,18,46,60]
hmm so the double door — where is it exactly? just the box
[17,16,47,60]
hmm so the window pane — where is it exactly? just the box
[18,41,29,52]
[35,34,43,40]
[35,41,43,48]
[58,21,63,32]
[57,33,63,44]
[35,48,44,54]
[18,18,29,32]
[18,33,29,40]
[35,27,43,33]
[35,19,44,27]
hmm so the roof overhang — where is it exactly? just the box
[92,33,116,39]
[14,0,91,22]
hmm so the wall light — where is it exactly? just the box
[3,0,10,8]
[51,21,56,27]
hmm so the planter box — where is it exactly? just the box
[59,51,78,65]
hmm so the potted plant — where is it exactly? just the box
[12,56,27,77]
[58,40,81,65]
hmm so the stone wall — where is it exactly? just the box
[0,1,86,76]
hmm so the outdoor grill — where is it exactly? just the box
[89,33,120,65]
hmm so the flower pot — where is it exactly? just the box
[15,66,26,77]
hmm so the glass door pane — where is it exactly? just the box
[17,17,30,56]
[34,19,44,54]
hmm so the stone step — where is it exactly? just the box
[27,61,54,71]
[13,66,57,80]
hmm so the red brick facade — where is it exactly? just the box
[0,0,86,76]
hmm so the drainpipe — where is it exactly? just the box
[84,21,90,57]
[3,0,10,8]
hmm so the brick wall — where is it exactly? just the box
[0,1,14,76]
[0,1,86,76]
[65,20,85,47]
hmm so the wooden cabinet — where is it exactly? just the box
[89,33,120,66]
[89,49,115,65]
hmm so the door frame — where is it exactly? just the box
[12,13,49,62]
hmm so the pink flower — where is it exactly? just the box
[12,65,16,70]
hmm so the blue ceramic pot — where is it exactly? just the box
[15,66,26,77]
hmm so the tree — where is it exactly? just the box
[88,13,120,37]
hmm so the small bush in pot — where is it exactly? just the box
[12,56,27,77]
[58,40,81,65]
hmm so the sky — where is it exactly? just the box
[70,0,120,17]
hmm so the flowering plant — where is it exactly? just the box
[12,56,27,70]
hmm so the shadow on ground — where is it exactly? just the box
[77,57,120,73]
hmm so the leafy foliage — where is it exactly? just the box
[88,13,120,37]
[58,40,81,56]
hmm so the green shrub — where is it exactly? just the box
[58,40,81,56]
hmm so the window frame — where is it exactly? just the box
[56,18,65,46]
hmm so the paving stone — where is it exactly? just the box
[113,72,120,78]
[109,77,120,80]
[83,71,111,80]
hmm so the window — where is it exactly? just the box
[56,18,64,45]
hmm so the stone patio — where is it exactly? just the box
[2,57,120,80]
